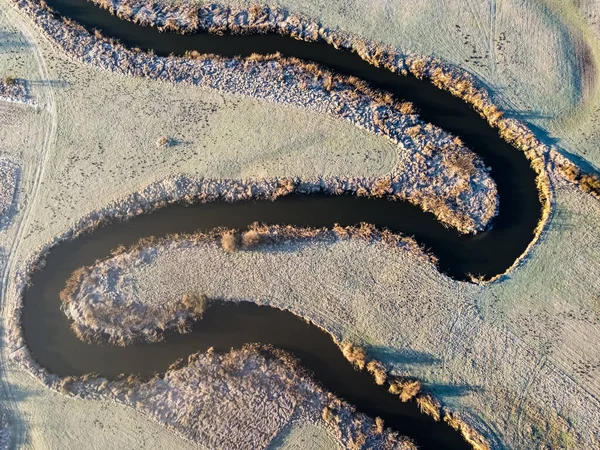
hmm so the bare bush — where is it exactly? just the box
[389,378,421,402]
[221,231,239,253]
[557,161,600,199]
[181,293,209,316]
[416,395,441,421]
[241,230,261,248]
[340,341,367,370]
[366,360,387,385]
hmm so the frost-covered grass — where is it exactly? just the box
[0,2,485,448]
[104,0,600,170]
[0,157,18,226]
[60,224,433,346]
[49,346,417,450]
[0,413,9,450]
[7,0,500,233]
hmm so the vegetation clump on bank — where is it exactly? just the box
[338,341,489,449]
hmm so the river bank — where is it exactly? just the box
[1,0,600,449]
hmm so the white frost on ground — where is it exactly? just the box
[0,4,441,448]
[6,0,500,233]
[61,225,432,345]
[0,0,599,449]
[53,346,415,450]
[0,157,18,226]
[91,0,600,171]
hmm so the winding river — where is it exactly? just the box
[20,0,545,448]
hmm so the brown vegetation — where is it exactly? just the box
[374,416,385,434]
[389,378,422,402]
[416,395,441,421]
[156,135,170,147]
[221,231,239,253]
[340,341,368,370]
[557,161,600,199]
[181,292,208,316]
[241,230,261,248]
[366,360,388,385]
[444,412,490,450]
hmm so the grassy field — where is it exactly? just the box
[1,0,600,449]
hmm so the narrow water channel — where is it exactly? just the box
[20,1,544,448]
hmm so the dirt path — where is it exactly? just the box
[0,2,58,447]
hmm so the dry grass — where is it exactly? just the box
[241,230,261,248]
[366,360,387,385]
[156,135,170,147]
[374,417,385,434]
[444,149,477,177]
[444,412,490,450]
[416,395,441,421]
[221,231,239,253]
[388,378,422,402]
[58,267,89,306]
[181,293,208,316]
[340,341,367,370]
[321,406,336,424]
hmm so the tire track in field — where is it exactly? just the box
[0,3,58,447]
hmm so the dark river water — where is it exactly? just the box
[21,0,544,448]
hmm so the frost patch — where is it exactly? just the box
[0,157,19,227]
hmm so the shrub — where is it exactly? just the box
[374,417,385,434]
[416,395,441,421]
[322,406,336,424]
[221,231,239,253]
[241,230,261,248]
[398,101,415,115]
[445,150,476,177]
[389,378,421,402]
[340,342,367,370]
[580,173,600,196]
